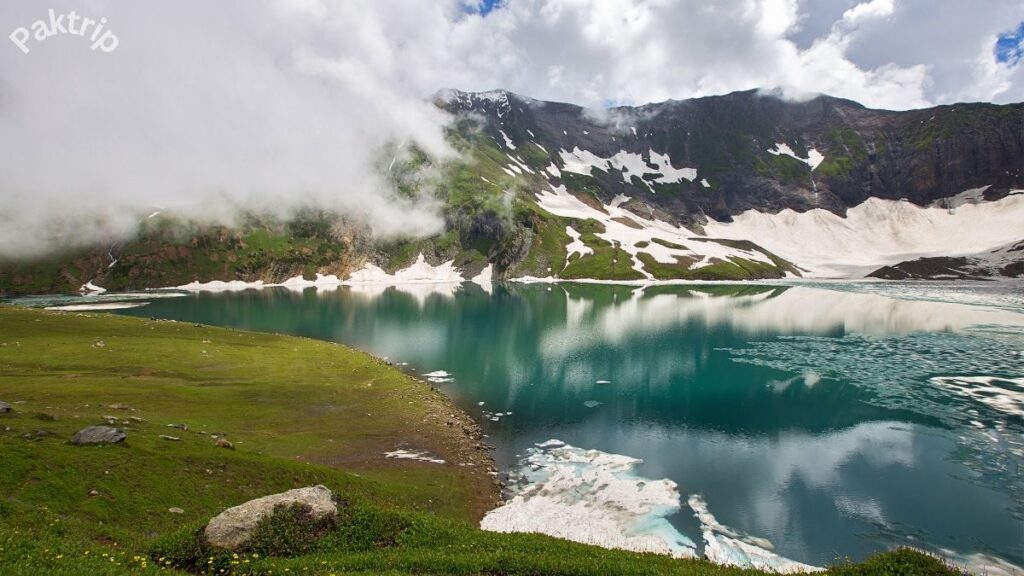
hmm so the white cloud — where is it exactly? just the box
[0,0,1019,257]
[840,0,894,27]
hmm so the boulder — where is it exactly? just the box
[0,401,11,413]
[70,426,126,445]
[204,485,336,549]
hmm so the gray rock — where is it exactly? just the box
[168,507,184,514]
[70,426,126,445]
[204,485,336,549]
[0,401,11,413]
[160,435,180,441]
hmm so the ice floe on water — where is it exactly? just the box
[689,494,822,573]
[481,441,823,570]
[423,370,454,383]
[583,400,602,408]
[929,376,1024,418]
[384,449,445,464]
[726,324,1024,507]
[481,441,698,558]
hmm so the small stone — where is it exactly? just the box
[214,438,234,450]
[168,507,184,514]
[107,403,131,411]
[166,423,188,430]
[70,426,126,445]
[160,435,180,441]
[0,401,11,413]
[89,489,99,496]
[93,340,106,348]
[102,415,118,421]
[128,416,143,423]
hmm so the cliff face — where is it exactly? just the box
[436,89,1024,226]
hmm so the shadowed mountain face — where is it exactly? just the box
[436,89,1024,227]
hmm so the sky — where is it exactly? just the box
[0,0,1022,257]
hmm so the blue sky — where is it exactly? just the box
[996,22,1024,66]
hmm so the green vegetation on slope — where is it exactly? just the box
[0,306,970,575]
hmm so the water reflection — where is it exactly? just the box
[111,282,1024,569]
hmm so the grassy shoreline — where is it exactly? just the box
[0,305,966,575]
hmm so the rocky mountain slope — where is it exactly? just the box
[868,239,1024,280]
[1,89,1021,295]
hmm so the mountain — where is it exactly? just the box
[1,89,1022,295]
[868,239,1024,280]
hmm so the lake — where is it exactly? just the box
[99,281,1024,571]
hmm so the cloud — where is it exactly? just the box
[0,0,1020,258]
[0,0,458,258]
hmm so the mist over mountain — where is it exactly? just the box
[2,86,1021,294]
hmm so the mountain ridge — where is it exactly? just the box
[1,88,1022,295]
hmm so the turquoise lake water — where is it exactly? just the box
[90,281,1024,569]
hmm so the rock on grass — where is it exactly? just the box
[70,425,126,445]
[204,485,336,549]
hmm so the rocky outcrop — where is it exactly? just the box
[868,240,1024,280]
[70,426,126,445]
[204,485,337,549]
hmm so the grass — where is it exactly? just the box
[0,306,973,575]
[560,221,645,281]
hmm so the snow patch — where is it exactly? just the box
[471,264,494,293]
[703,192,1024,277]
[557,148,698,185]
[534,185,775,278]
[564,226,594,264]
[345,253,464,285]
[499,130,516,150]
[79,281,106,295]
[384,449,445,464]
[767,143,825,171]
[176,280,266,292]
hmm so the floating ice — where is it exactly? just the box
[423,370,454,384]
[583,400,602,408]
[481,442,698,558]
[689,494,823,573]
[930,376,1024,418]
